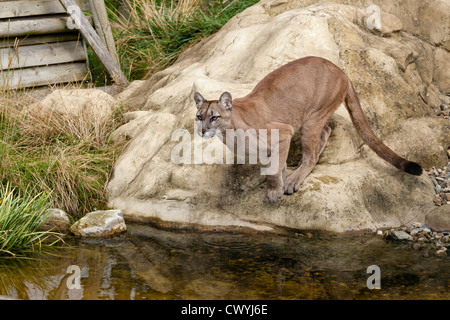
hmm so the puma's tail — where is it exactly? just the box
[344,79,422,176]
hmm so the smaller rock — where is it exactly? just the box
[417,236,428,243]
[431,177,439,187]
[433,196,443,205]
[39,209,71,233]
[387,230,413,241]
[411,222,422,228]
[436,247,447,257]
[70,210,127,237]
[434,239,443,247]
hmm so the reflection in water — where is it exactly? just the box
[0,223,449,300]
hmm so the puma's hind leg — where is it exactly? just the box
[265,123,294,203]
[318,124,332,157]
[284,124,331,195]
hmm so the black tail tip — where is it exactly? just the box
[404,162,423,176]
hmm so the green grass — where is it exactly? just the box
[0,88,128,222]
[0,183,60,257]
[105,0,260,81]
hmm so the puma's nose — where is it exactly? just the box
[201,129,206,135]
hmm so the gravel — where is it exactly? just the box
[428,106,450,206]
[379,223,450,257]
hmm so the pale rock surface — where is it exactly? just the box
[26,89,117,124]
[22,89,119,144]
[107,0,450,233]
[70,210,127,237]
[39,208,71,233]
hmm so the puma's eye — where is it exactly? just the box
[197,115,202,121]
[210,116,220,122]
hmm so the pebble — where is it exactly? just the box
[417,236,427,243]
[387,230,413,241]
[436,247,447,257]
[435,185,442,194]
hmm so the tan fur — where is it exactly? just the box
[194,56,422,203]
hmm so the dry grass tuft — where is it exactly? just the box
[0,87,129,219]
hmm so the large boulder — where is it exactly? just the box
[106,0,450,233]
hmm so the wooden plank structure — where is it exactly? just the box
[0,0,127,89]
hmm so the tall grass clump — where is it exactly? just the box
[108,0,260,80]
[0,184,60,257]
[0,88,128,221]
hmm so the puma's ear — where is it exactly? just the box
[194,92,206,109]
[218,92,232,110]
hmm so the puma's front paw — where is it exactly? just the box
[267,186,283,203]
[284,175,301,195]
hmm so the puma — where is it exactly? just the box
[194,56,422,203]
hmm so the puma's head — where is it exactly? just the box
[194,92,233,139]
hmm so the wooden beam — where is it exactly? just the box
[91,0,119,63]
[0,15,93,38]
[0,0,89,19]
[0,40,87,70]
[58,0,128,86]
[0,33,81,49]
[0,62,88,89]
[89,0,107,46]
